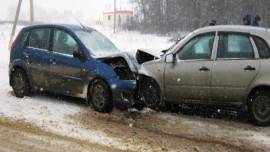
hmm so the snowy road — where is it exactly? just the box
[0,117,119,152]
[0,24,270,151]
[0,99,269,151]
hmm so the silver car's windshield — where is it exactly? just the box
[165,32,193,55]
[75,30,120,57]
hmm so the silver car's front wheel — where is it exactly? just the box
[141,79,161,110]
[249,90,270,126]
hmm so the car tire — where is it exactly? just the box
[89,79,113,113]
[11,68,31,98]
[141,79,161,110]
[248,90,270,126]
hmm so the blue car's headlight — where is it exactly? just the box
[101,57,136,80]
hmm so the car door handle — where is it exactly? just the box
[199,66,210,71]
[50,59,57,64]
[23,52,30,58]
[244,65,256,71]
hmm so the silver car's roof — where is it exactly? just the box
[193,25,270,39]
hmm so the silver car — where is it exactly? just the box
[137,25,270,126]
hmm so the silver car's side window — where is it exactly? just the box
[53,29,79,55]
[253,36,270,59]
[217,33,254,59]
[177,33,214,60]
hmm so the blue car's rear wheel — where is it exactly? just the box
[11,69,31,98]
[89,79,112,113]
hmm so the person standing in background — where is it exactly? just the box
[243,14,251,25]
[209,20,217,26]
[251,15,262,27]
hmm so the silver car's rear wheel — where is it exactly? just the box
[249,90,270,126]
[141,79,161,110]
[89,79,112,113]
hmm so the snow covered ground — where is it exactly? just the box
[0,23,270,151]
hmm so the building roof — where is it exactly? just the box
[103,10,133,15]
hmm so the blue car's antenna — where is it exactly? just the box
[72,14,86,29]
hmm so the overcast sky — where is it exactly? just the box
[0,0,132,24]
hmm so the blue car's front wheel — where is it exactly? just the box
[89,79,113,113]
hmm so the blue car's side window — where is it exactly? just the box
[53,29,79,55]
[29,28,50,50]
[19,31,30,47]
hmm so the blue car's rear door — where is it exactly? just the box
[24,28,52,89]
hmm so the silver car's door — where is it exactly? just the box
[211,32,260,103]
[164,33,215,102]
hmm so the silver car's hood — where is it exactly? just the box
[136,48,167,64]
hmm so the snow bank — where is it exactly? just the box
[92,25,173,53]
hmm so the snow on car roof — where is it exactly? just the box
[22,24,96,32]
[196,25,270,34]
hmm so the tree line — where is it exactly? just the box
[126,0,270,35]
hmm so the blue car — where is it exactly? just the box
[9,24,138,112]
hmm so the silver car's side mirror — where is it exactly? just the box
[165,53,175,63]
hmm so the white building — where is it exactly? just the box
[103,10,133,28]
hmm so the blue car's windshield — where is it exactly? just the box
[75,30,120,57]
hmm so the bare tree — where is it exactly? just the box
[127,0,270,35]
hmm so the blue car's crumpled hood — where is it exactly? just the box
[96,52,139,73]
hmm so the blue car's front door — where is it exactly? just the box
[49,29,87,95]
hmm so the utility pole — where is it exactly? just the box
[114,0,116,33]
[30,0,34,25]
[8,0,34,50]
[8,0,22,50]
